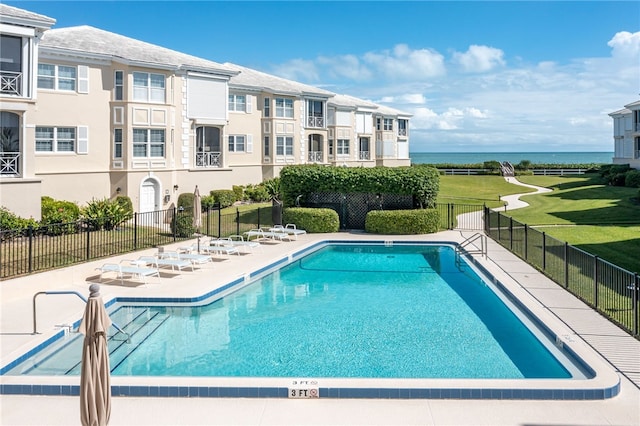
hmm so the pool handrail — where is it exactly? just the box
[32,290,129,341]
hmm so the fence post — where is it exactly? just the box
[509,217,513,250]
[542,232,546,271]
[236,208,241,236]
[634,273,639,336]
[133,213,138,250]
[85,222,91,261]
[564,242,569,288]
[497,213,501,242]
[257,207,261,230]
[27,225,34,274]
[593,256,599,308]
[218,205,221,238]
[524,224,528,260]
[172,207,177,241]
[449,204,454,229]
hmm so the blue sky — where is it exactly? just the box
[7,1,640,153]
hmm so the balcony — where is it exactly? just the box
[358,151,370,161]
[0,152,20,176]
[307,116,324,128]
[398,128,407,136]
[0,71,22,96]
[195,152,221,168]
[308,151,323,162]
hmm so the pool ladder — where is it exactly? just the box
[455,233,487,259]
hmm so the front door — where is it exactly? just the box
[140,179,158,213]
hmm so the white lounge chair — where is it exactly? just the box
[244,228,289,242]
[159,250,211,266]
[225,235,262,252]
[270,224,307,240]
[137,255,194,272]
[200,240,241,256]
[96,262,159,285]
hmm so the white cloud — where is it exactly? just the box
[607,31,640,59]
[270,58,319,82]
[362,44,446,79]
[452,45,505,73]
[316,54,372,80]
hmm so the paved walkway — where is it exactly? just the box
[1,229,639,425]
[498,176,552,211]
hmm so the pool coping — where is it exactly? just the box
[0,239,622,400]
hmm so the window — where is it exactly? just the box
[328,139,334,156]
[383,118,393,131]
[114,71,124,100]
[37,64,77,91]
[35,126,75,152]
[228,94,246,112]
[337,139,350,155]
[264,97,270,117]
[133,128,165,157]
[264,136,270,156]
[133,72,165,103]
[375,117,381,131]
[228,135,246,152]
[276,136,293,156]
[398,119,407,135]
[114,128,123,158]
[275,98,294,118]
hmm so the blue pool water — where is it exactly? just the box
[5,244,578,379]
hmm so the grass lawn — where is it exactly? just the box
[437,175,536,208]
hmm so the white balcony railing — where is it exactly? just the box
[307,116,324,128]
[0,152,20,176]
[0,71,22,96]
[398,128,407,136]
[358,151,370,160]
[308,151,323,162]
[195,152,221,168]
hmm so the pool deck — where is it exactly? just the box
[1,230,639,425]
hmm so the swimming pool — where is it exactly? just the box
[0,240,621,399]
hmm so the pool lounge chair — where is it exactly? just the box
[137,255,194,272]
[244,228,289,242]
[225,235,262,252]
[159,250,211,266]
[270,224,307,240]
[96,262,159,285]
[200,240,241,256]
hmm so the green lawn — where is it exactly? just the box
[437,174,640,273]
[437,175,535,208]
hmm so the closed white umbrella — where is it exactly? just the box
[193,185,202,230]
[79,284,112,426]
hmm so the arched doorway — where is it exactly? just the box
[140,178,160,214]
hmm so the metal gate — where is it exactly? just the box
[304,192,413,229]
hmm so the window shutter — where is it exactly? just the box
[77,65,89,93]
[246,134,253,153]
[245,95,252,113]
[77,126,89,154]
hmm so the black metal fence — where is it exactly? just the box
[0,204,276,280]
[484,207,639,337]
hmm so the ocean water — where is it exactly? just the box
[410,152,613,165]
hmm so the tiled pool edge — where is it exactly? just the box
[0,383,620,400]
[0,239,623,400]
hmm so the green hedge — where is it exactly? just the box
[365,209,440,234]
[279,165,439,208]
[210,190,236,208]
[282,207,339,233]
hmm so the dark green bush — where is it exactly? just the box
[232,185,244,201]
[600,164,631,185]
[171,213,195,237]
[201,195,217,210]
[365,209,440,234]
[279,165,439,209]
[210,190,236,208]
[611,173,627,187]
[624,170,640,188]
[244,184,269,202]
[114,195,134,217]
[0,207,38,236]
[177,192,195,210]
[483,161,501,172]
[282,207,339,233]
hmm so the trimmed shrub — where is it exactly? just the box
[232,185,244,201]
[201,195,217,211]
[210,190,236,208]
[114,195,134,217]
[0,207,38,236]
[41,196,80,225]
[244,184,270,202]
[365,209,440,234]
[624,170,640,188]
[177,192,195,210]
[171,213,195,238]
[279,165,439,209]
[282,207,339,233]
[82,198,131,231]
[611,173,626,187]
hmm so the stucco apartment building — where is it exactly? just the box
[0,5,411,220]
[610,100,640,170]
